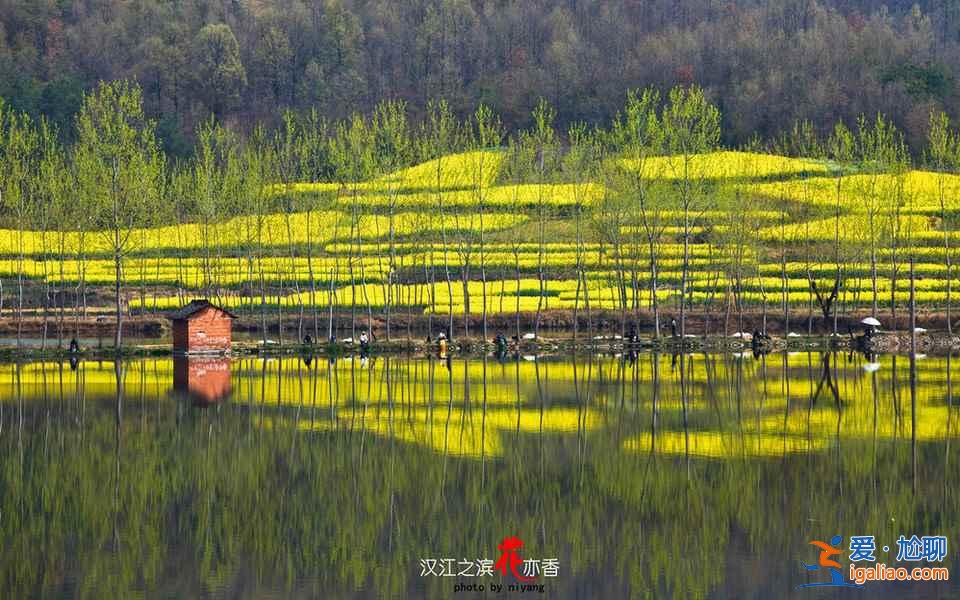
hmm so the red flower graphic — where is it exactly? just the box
[495,536,534,582]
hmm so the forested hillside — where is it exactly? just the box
[1,0,958,153]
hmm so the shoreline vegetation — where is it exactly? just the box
[4,83,960,356]
[0,335,953,361]
[1,309,956,360]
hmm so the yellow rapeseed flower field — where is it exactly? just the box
[9,149,960,316]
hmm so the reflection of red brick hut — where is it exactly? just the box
[173,357,232,405]
[169,300,237,354]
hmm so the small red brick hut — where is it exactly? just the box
[169,300,237,354]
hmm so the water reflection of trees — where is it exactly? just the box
[0,352,956,598]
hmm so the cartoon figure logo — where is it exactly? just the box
[797,535,863,588]
[495,536,534,582]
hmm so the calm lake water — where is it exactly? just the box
[1,351,958,599]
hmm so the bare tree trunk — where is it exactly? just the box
[57,236,66,348]
[441,221,454,341]
[833,187,841,336]
[114,250,123,350]
[328,216,342,342]
[358,210,375,340]
[284,212,303,343]
[327,266,336,342]
[649,238,660,338]
[910,259,916,353]
[723,284,732,337]
[305,208,319,341]
[514,252,521,340]
[258,234,268,347]
[39,228,49,351]
[349,195,358,339]
[534,200,545,338]
[479,207,488,342]
[16,238,23,351]
[573,207,583,342]
[780,216,789,334]
[277,271,284,348]
[424,255,433,339]
[680,203,689,338]
[944,207,953,334]
[385,203,396,342]
[76,239,87,341]
[891,228,899,327]
[870,241,878,319]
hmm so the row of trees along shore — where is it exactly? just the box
[3,80,960,349]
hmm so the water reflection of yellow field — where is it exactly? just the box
[1,354,958,459]
[624,431,830,458]
[263,406,598,458]
[623,354,960,458]
[624,397,960,458]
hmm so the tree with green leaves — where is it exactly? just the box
[331,113,375,340]
[275,112,308,342]
[927,110,959,334]
[660,86,721,337]
[235,127,274,345]
[469,104,503,341]
[0,104,40,349]
[610,88,665,336]
[595,154,633,334]
[770,126,821,335]
[167,166,192,310]
[713,183,757,335]
[74,81,162,349]
[814,122,854,333]
[852,114,901,320]
[503,134,533,340]
[886,137,913,326]
[292,109,335,341]
[419,99,461,340]
[36,119,68,348]
[522,98,559,338]
[192,23,247,119]
[193,119,235,301]
[371,100,413,342]
[562,122,600,340]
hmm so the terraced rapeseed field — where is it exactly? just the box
[6,148,960,331]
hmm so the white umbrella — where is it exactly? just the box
[861,317,881,327]
[863,362,881,373]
